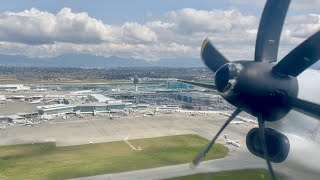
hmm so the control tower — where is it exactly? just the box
[133,76,139,92]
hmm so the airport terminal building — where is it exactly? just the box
[74,103,126,113]
[0,84,30,91]
[37,104,75,115]
[37,103,127,115]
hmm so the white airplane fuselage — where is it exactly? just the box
[224,135,241,147]
[230,120,245,125]
[226,140,240,147]
[267,69,320,174]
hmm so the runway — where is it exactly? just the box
[73,150,265,180]
[0,112,253,147]
[73,147,319,180]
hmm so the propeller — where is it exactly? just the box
[183,0,320,179]
[177,79,216,90]
[287,96,320,120]
[201,38,229,72]
[254,0,290,62]
[273,30,320,77]
[257,114,277,180]
[191,108,241,167]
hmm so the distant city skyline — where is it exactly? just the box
[0,0,319,61]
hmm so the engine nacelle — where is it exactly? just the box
[246,127,290,163]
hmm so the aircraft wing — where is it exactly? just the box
[177,80,216,89]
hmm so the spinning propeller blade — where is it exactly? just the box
[258,114,277,180]
[288,97,320,120]
[191,108,241,167]
[273,30,320,77]
[254,0,290,62]
[201,38,229,72]
[177,80,216,90]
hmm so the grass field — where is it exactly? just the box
[166,169,287,180]
[0,134,228,179]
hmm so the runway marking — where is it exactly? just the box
[123,136,142,151]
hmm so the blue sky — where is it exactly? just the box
[1,0,318,23]
[0,0,235,24]
[0,0,319,60]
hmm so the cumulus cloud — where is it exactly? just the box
[291,0,320,10]
[0,8,117,44]
[167,8,256,33]
[146,21,175,30]
[286,14,320,38]
[121,22,157,43]
[0,6,319,61]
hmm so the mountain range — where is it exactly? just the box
[0,54,205,68]
[0,53,319,69]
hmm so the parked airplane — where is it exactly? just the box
[30,99,42,104]
[23,120,40,127]
[230,120,246,125]
[36,88,47,92]
[76,114,84,118]
[190,112,197,116]
[108,114,120,119]
[38,115,54,120]
[145,111,156,116]
[224,134,240,147]
[219,111,257,124]
[0,125,6,130]
[24,122,34,127]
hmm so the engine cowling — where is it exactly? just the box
[246,127,290,163]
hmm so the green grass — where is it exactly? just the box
[0,134,228,180]
[165,169,287,180]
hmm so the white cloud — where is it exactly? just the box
[167,8,257,33]
[0,6,319,61]
[54,8,117,43]
[291,0,320,10]
[0,8,117,44]
[286,14,320,38]
[121,22,157,43]
[146,21,175,30]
